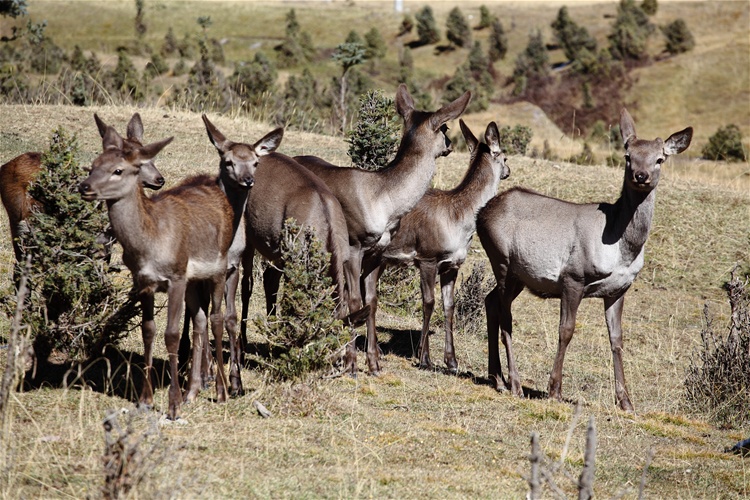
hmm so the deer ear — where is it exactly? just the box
[395,83,415,121]
[202,114,230,153]
[485,121,501,154]
[664,126,693,156]
[94,114,109,139]
[255,127,284,156]
[138,137,173,162]
[127,113,144,142]
[620,108,636,148]
[102,126,124,151]
[460,119,478,154]
[430,90,471,131]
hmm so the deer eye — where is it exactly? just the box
[113,169,123,175]
[656,158,664,165]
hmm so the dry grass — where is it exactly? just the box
[0,103,748,497]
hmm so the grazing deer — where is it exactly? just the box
[294,83,471,375]
[476,109,692,411]
[0,113,164,265]
[79,122,235,420]
[179,114,283,397]
[373,120,509,373]
[237,128,367,354]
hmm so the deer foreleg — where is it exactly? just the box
[224,266,243,396]
[263,265,283,317]
[165,280,188,420]
[417,262,438,370]
[604,293,634,412]
[239,246,255,365]
[209,276,229,404]
[362,256,383,375]
[184,284,206,404]
[440,267,459,373]
[138,293,156,409]
[548,282,583,402]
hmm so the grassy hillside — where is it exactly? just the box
[9,1,748,157]
[0,103,748,498]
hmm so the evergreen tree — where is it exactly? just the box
[641,0,658,16]
[347,89,400,171]
[608,0,654,61]
[468,40,488,74]
[488,18,508,62]
[399,46,413,83]
[364,27,386,61]
[661,18,694,55]
[477,5,494,30]
[232,51,277,106]
[512,30,549,95]
[285,8,300,39]
[345,30,363,46]
[415,6,440,45]
[161,26,178,57]
[134,0,146,41]
[551,6,597,62]
[446,7,471,48]
[399,13,414,36]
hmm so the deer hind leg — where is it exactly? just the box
[362,255,384,375]
[417,261,438,370]
[500,279,525,397]
[239,246,255,365]
[165,279,188,420]
[138,293,156,409]
[604,293,634,412]
[184,283,207,404]
[548,282,584,402]
[263,264,283,317]
[343,250,366,376]
[224,266,243,397]
[485,286,504,390]
[209,275,229,404]
[440,267,459,373]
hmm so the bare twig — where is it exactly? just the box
[528,432,542,500]
[638,447,655,500]
[577,416,597,500]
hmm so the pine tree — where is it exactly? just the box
[661,18,694,55]
[608,0,654,61]
[446,7,471,48]
[347,89,400,171]
[477,5,494,30]
[488,18,508,62]
[551,6,597,62]
[642,0,658,16]
[415,6,440,45]
[364,27,386,61]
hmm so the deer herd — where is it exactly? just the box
[0,84,693,420]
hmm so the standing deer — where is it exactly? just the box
[237,132,369,337]
[0,113,164,265]
[179,114,285,397]
[374,120,509,372]
[79,121,235,420]
[294,84,471,375]
[476,109,692,411]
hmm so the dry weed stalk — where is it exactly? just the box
[101,410,163,499]
[0,257,31,431]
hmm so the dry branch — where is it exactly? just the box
[577,416,597,500]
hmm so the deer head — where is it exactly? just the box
[94,113,166,190]
[620,108,693,192]
[79,127,173,202]
[395,83,471,159]
[202,114,283,189]
[460,119,510,181]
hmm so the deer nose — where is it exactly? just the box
[634,172,649,184]
[155,176,165,186]
[242,176,254,188]
[79,182,91,194]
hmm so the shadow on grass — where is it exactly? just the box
[22,346,169,403]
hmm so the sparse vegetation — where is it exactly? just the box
[684,270,750,428]
[702,124,748,162]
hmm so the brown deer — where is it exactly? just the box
[373,120,509,373]
[79,122,235,420]
[179,114,285,397]
[476,109,692,411]
[294,83,471,375]
[237,129,368,355]
[0,113,165,264]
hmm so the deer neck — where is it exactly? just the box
[105,187,155,259]
[217,172,248,234]
[378,140,438,214]
[450,157,500,220]
[610,181,657,262]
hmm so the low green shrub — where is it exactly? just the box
[253,219,346,381]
